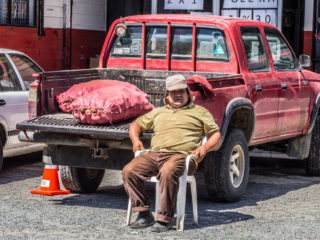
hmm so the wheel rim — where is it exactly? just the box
[229,144,245,188]
[84,169,100,180]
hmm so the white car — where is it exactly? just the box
[0,49,44,170]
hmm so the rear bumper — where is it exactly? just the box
[18,131,137,150]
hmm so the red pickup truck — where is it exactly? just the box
[17,14,320,202]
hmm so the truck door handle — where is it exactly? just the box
[302,80,308,86]
[0,99,6,105]
[255,84,262,93]
[281,83,287,90]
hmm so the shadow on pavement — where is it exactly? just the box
[49,155,320,229]
[0,151,43,184]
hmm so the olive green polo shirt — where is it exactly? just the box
[136,103,219,155]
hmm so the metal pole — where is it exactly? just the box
[69,0,73,69]
[152,0,157,14]
[105,0,108,32]
[213,0,220,16]
[277,0,283,31]
[62,0,67,70]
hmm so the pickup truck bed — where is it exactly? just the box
[18,68,242,141]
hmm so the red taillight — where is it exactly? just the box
[28,80,40,119]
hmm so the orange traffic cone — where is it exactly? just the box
[31,165,70,196]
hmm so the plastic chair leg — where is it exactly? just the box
[176,175,188,231]
[189,176,198,225]
[155,182,160,215]
[126,199,132,225]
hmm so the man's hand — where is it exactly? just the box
[191,145,208,163]
[192,131,221,163]
[129,121,145,153]
[132,140,145,153]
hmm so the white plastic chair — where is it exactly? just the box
[126,151,199,231]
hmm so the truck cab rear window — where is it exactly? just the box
[171,27,193,60]
[110,26,142,57]
[196,28,229,61]
[146,27,167,59]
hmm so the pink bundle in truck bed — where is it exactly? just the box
[56,79,149,112]
[56,80,153,124]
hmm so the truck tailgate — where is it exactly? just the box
[17,114,152,139]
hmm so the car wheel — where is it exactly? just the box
[204,128,249,202]
[306,114,320,175]
[59,166,105,193]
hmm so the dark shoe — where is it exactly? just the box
[150,221,171,233]
[130,211,154,229]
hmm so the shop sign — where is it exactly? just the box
[221,0,278,27]
[164,0,204,10]
[222,0,277,9]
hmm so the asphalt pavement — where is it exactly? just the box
[0,152,320,240]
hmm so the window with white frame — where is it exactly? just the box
[0,0,36,27]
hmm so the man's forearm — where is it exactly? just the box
[203,131,221,152]
[129,121,142,143]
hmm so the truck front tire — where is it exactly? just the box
[59,166,105,193]
[204,128,249,202]
[306,114,320,175]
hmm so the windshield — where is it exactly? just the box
[9,54,42,90]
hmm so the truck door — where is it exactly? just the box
[263,27,310,134]
[239,26,279,139]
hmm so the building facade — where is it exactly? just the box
[0,0,318,72]
[0,0,107,70]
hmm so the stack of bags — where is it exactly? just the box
[56,80,154,124]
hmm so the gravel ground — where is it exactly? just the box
[0,152,320,240]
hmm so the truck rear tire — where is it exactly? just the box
[204,128,249,202]
[306,115,320,175]
[59,166,105,193]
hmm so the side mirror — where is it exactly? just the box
[299,54,311,68]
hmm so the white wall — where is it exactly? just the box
[304,0,314,31]
[43,0,106,31]
[43,0,66,29]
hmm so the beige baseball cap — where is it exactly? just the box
[166,74,188,91]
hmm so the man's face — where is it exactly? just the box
[167,88,189,109]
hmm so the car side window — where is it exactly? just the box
[264,27,296,71]
[0,54,21,91]
[146,27,167,59]
[9,54,42,90]
[171,27,192,60]
[110,26,142,58]
[240,27,269,72]
[196,28,229,61]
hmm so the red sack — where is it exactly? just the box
[187,75,214,98]
[56,80,149,112]
[71,86,154,125]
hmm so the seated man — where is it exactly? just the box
[122,74,221,232]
